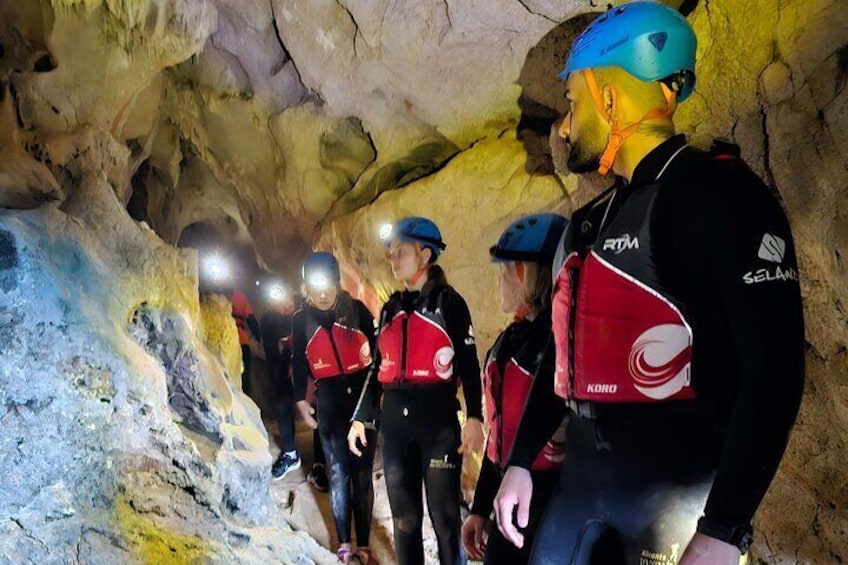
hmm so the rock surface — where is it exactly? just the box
[0,200,333,563]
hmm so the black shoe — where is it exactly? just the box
[306,463,329,492]
[272,452,301,481]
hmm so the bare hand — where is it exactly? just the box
[494,466,533,549]
[347,420,368,457]
[461,514,491,561]
[458,417,485,455]
[295,400,318,429]
[678,533,742,565]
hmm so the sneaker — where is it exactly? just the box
[271,452,301,481]
[306,463,329,492]
[336,546,354,563]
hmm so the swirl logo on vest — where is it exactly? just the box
[359,342,372,366]
[434,346,455,380]
[628,324,691,400]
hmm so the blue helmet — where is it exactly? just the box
[382,217,447,259]
[560,2,697,102]
[490,213,569,264]
[301,252,340,289]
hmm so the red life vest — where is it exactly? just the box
[484,330,565,470]
[552,178,695,404]
[377,288,455,385]
[304,311,372,380]
[231,290,253,346]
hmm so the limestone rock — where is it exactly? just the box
[0,202,333,563]
[199,292,242,388]
[0,86,62,209]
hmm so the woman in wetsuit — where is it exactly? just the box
[461,213,569,565]
[348,217,485,565]
[292,252,379,564]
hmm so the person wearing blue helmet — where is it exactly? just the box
[461,213,569,565]
[349,217,485,565]
[495,3,804,564]
[290,252,379,564]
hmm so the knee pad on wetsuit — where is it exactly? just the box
[570,520,625,565]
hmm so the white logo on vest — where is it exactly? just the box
[359,342,372,365]
[313,358,333,371]
[434,346,455,380]
[628,324,691,400]
[602,233,640,254]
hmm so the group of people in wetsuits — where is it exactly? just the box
[274,213,568,565]
[257,3,806,564]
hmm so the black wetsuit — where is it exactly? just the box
[292,298,377,547]
[355,279,483,565]
[471,311,561,565]
[510,136,805,564]
[260,310,296,453]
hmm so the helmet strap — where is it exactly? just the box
[582,68,676,176]
[515,304,530,321]
[406,244,431,288]
[408,267,429,288]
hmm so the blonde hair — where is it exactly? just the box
[517,261,553,315]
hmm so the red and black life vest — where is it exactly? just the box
[231,290,253,346]
[304,310,372,380]
[484,320,565,471]
[552,170,696,405]
[377,287,455,385]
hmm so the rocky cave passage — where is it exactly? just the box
[0,0,846,564]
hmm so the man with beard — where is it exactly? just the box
[493,3,805,564]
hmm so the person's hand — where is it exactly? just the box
[347,420,368,457]
[461,514,491,561]
[295,400,318,429]
[458,417,485,455]
[493,466,533,548]
[678,533,742,565]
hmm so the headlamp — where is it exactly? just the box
[202,252,230,283]
[306,272,331,291]
[267,284,287,302]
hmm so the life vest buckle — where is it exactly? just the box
[569,400,596,419]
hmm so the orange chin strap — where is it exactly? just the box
[514,262,529,320]
[582,68,676,176]
[408,266,429,287]
[408,244,431,287]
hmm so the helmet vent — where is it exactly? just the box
[649,32,668,52]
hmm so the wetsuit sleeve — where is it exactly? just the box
[444,290,483,421]
[246,314,260,341]
[470,455,501,518]
[352,304,385,424]
[662,162,805,541]
[291,310,312,402]
[506,338,568,469]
